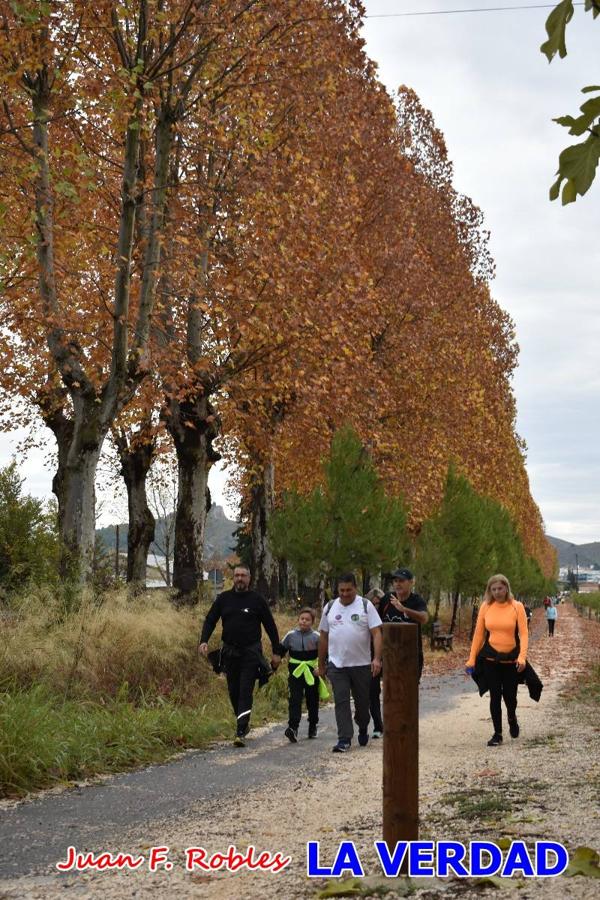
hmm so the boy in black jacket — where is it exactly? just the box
[280,608,322,742]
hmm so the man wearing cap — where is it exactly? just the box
[380,568,429,680]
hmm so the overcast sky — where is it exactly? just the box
[359,0,600,544]
[1,2,598,543]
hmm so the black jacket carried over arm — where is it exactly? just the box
[200,588,281,653]
[471,653,543,702]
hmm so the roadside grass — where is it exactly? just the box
[522,733,559,749]
[438,777,549,828]
[576,663,600,707]
[442,788,512,821]
[569,591,600,620]
[0,675,290,799]
[0,588,296,798]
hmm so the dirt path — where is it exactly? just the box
[1,602,598,900]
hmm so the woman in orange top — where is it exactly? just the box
[466,574,528,747]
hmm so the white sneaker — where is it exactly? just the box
[372,730,383,739]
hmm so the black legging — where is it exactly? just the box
[483,659,519,735]
[548,619,555,636]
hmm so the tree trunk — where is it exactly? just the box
[318,574,328,612]
[430,588,442,650]
[449,588,460,634]
[164,525,172,587]
[368,572,383,591]
[39,400,74,536]
[114,431,156,593]
[432,588,442,622]
[166,394,220,598]
[250,457,279,602]
[287,561,299,604]
[361,570,370,596]
[278,557,289,603]
[469,598,479,641]
[60,444,103,583]
[42,402,105,583]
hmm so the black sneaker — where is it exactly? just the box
[284,726,298,743]
[332,740,351,753]
[358,730,369,747]
[487,733,503,746]
[308,724,318,739]
[509,718,520,738]
[233,734,246,747]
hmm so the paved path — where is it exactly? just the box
[0,672,469,878]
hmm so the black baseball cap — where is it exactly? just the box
[392,568,413,580]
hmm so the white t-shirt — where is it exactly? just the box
[319,596,382,667]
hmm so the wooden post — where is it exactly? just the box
[383,623,419,862]
[115,524,120,580]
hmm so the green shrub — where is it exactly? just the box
[0,461,59,594]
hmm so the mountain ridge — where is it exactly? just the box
[546,535,600,568]
[97,504,240,561]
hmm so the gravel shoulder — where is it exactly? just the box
[1,602,598,900]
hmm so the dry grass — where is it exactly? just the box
[0,587,300,797]
[0,588,302,702]
[1,588,206,702]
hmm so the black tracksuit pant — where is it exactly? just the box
[225,648,260,736]
[288,674,319,730]
[483,659,519,735]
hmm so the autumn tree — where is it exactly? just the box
[223,67,420,595]
[151,0,379,595]
[237,88,555,589]
[1,1,273,581]
[0,2,556,597]
[1,0,352,586]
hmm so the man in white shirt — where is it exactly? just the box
[317,573,382,752]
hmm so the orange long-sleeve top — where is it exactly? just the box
[466,599,528,667]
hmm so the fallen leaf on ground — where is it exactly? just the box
[565,846,600,878]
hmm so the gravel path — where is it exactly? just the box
[0,602,598,900]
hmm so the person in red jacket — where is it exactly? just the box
[466,574,528,747]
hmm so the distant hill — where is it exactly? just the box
[97,504,240,560]
[546,535,600,568]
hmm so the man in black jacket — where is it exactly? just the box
[199,565,281,746]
